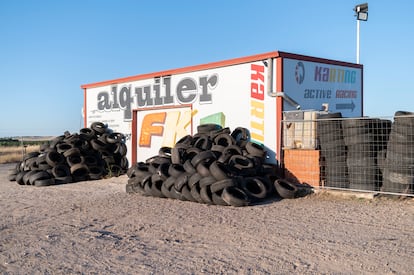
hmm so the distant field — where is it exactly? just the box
[0,145,41,164]
[0,137,52,164]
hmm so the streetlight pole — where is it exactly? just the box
[356,18,360,64]
[354,3,368,64]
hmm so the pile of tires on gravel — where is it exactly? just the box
[382,111,414,194]
[126,124,309,206]
[8,122,128,187]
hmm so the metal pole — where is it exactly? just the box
[356,18,360,64]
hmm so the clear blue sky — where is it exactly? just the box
[1,0,413,137]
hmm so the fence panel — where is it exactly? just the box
[282,113,414,196]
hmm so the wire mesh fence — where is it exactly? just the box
[281,111,414,196]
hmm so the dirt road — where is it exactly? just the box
[0,163,413,274]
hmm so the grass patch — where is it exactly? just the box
[0,145,40,164]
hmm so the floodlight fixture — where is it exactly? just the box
[354,3,368,64]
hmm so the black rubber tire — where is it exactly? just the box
[23,170,38,185]
[79,127,95,140]
[29,171,51,185]
[200,186,214,205]
[63,147,81,158]
[127,162,149,178]
[211,192,229,206]
[221,186,249,207]
[176,135,193,146]
[274,179,300,199]
[174,172,191,191]
[210,178,236,193]
[199,176,216,188]
[188,173,202,188]
[66,155,85,167]
[45,151,65,167]
[168,163,186,178]
[70,163,89,178]
[190,150,216,167]
[91,122,107,135]
[181,185,197,202]
[56,142,73,154]
[231,127,250,145]
[193,135,213,151]
[245,142,265,158]
[90,139,108,152]
[241,177,268,200]
[214,133,235,147]
[171,146,185,164]
[150,174,166,198]
[34,178,55,187]
[126,177,145,194]
[88,166,104,180]
[183,159,196,174]
[16,171,28,185]
[209,161,231,180]
[343,133,374,145]
[106,132,125,144]
[190,183,204,203]
[158,147,172,158]
[52,164,71,178]
[196,161,211,177]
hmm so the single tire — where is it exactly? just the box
[150,174,166,198]
[211,192,229,206]
[245,142,265,158]
[196,161,211,177]
[210,178,236,193]
[274,179,300,199]
[52,164,71,178]
[191,150,216,167]
[16,171,27,185]
[89,166,104,180]
[34,178,55,187]
[213,133,235,147]
[190,183,204,203]
[29,171,51,185]
[241,177,268,200]
[221,186,249,207]
[168,163,186,178]
[174,172,191,191]
[181,185,196,202]
[70,163,89,178]
[200,186,214,205]
[199,176,216,188]
[45,151,65,167]
[209,161,231,180]
[63,147,81,158]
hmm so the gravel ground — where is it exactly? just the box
[0,163,413,274]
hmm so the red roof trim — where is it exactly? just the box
[81,51,362,89]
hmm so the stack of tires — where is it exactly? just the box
[8,122,128,186]
[318,113,349,188]
[382,111,414,194]
[126,124,285,206]
[342,118,388,191]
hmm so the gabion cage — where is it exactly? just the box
[282,111,414,196]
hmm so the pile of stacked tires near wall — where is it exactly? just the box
[127,124,307,206]
[318,113,349,188]
[8,122,128,186]
[382,111,414,194]
[342,117,391,191]
[318,111,413,195]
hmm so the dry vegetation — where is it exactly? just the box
[0,145,40,164]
